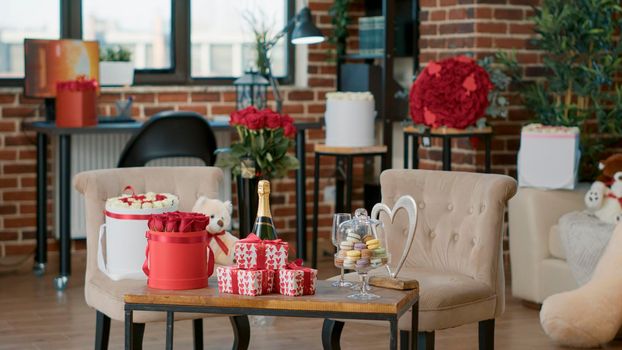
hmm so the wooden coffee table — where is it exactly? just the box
[124,279,419,350]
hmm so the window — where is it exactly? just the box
[0,0,293,84]
[190,0,288,78]
[0,0,60,78]
[82,0,172,70]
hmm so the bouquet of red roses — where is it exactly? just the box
[216,106,299,179]
[409,56,493,129]
[147,212,209,232]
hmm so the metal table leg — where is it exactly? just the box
[484,134,492,173]
[311,153,321,269]
[166,311,174,350]
[295,129,307,260]
[54,134,71,291]
[403,133,409,169]
[442,137,452,171]
[34,133,48,276]
[390,317,398,350]
[412,136,419,169]
[125,309,133,350]
[335,157,344,213]
[412,301,419,350]
[345,155,353,214]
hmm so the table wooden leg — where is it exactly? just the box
[125,309,133,350]
[442,137,451,171]
[322,319,344,350]
[312,153,321,269]
[412,301,419,350]
[295,129,307,260]
[230,315,250,350]
[193,319,203,350]
[484,135,492,173]
[390,318,399,350]
[166,311,174,350]
[403,133,409,169]
[345,155,353,214]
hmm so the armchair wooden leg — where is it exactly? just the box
[133,322,145,350]
[417,331,435,350]
[193,319,203,350]
[95,311,111,350]
[229,315,250,350]
[478,319,495,350]
[399,331,411,350]
[322,319,344,350]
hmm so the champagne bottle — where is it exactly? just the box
[252,180,278,240]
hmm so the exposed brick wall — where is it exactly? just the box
[417,0,540,176]
[0,0,540,260]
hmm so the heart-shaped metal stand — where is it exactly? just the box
[371,196,418,279]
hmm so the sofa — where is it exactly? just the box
[508,185,589,304]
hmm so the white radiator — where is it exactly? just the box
[53,131,231,239]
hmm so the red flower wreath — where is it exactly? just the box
[409,56,493,129]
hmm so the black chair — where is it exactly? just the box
[118,111,218,167]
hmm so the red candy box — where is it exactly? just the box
[233,233,288,270]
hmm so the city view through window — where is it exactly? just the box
[0,0,287,79]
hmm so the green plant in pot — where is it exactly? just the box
[99,46,134,86]
[498,0,622,182]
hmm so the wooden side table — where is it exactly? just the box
[403,126,493,172]
[311,144,387,268]
[124,279,420,350]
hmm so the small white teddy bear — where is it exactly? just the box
[585,171,622,224]
[192,196,238,266]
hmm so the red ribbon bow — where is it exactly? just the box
[207,231,229,256]
[606,192,622,207]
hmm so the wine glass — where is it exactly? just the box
[332,213,353,287]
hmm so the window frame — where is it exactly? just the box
[0,0,295,86]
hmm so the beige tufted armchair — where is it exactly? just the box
[74,167,248,349]
[323,169,517,350]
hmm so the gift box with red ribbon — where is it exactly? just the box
[143,212,214,290]
[233,233,289,270]
[216,266,274,296]
[277,259,317,296]
[55,76,98,128]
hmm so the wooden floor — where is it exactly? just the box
[1,252,621,350]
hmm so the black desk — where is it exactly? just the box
[23,120,322,290]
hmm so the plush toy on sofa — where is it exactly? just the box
[540,223,622,347]
[192,197,238,266]
[585,154,622,224]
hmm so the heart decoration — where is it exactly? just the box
[371,195,418,279]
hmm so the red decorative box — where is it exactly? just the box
[277,260,317,297]
[233,234,288,270]
[216,266,274,296]
[55,77,98,128]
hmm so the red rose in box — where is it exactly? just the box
[216,266,275,296]
[277,259,317,297]
[55,76,98,128]
[143,212,213,290]
[233,233,288,270]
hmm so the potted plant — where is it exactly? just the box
[499,0,622,187]
[99,46,134,86]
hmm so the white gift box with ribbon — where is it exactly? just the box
[98,195,178,281]
[518,124,581,190]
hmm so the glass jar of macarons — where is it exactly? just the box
[334,208,390,300]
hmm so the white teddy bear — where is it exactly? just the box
[192,196,238,266]
[585,171,622,224]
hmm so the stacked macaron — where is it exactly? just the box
[334,230,388,270]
